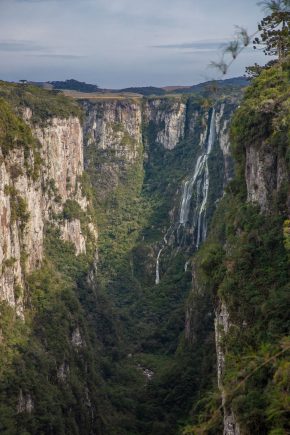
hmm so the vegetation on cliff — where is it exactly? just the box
[184,58,290,435]
[0,97,42,179]
[0,81,82,124]
[0,83,116,434]
[0,27,289,433]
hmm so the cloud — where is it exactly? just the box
[26,54,85,59]
[14,0,77,2]
[153,40,229,52]
[0,40,47,52]
[12,0,93,3]
[0,0,265,87]
[0,40,83,60]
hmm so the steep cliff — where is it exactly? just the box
[0,84,115,435]
[143,97,187,150]
[0,102,92,315]
[185,60,290,434]
[83,98,143,193]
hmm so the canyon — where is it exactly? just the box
[0,62,289,435]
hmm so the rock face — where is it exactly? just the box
[143,98,187,150]
[82,97,235,204]
[82,99,143,192]
[246,141,288,212]
[215,103,233,185]
[215,303,241,435]
[17,389,34,414]
[0,113,94,315]
[82,97,195,198]
[71,326,83,348]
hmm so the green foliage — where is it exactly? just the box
[245,59,279,78]
[230,58,290,201]
[231,65,287,148]
[283,219,290,254]
[0,98,42,180]
[185,59,290,434]
[62,199,83,221]
[4,185,30,230]
[253,7,290,60]
[0,81,82,125]
[2,257,16,270]
[0,221,118,434]
[181,390,223,434]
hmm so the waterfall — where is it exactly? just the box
[155,248,163,285]
[155,225,174,285]
[155,108,215,285]
[179,108,216,248]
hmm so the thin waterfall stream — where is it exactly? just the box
[155,248,163,285]
[155,108,216,285]
[155,225,174,285]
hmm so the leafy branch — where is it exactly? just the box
[210,0,290,77]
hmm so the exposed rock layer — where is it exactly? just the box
[0,114,93,314]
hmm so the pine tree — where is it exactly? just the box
[254,1,290,61]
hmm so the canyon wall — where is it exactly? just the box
[82,96,236,236]
[186,64,290,435]
[0,107,95,316]
[0,86,106,435]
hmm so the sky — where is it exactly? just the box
[0,0,268,88]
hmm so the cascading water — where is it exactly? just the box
[155,108,216,285]
[155,225,174,285]
[155,248,163,285]
[179,108,216,248]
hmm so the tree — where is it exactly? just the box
[210,0,290,78]
[254,1,290,61]
[245,60,278,78]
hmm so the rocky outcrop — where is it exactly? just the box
[246,142,288,212]
[215,303,241,435]
[143,98,186,150]
[83,99,142,160]
[82,97,189,195]
[17,389,34,414]
[61,219,86,255]
[215,103,233,184]
[57,362,70,382]
[71,326,83,348]
[34,116,86,208]
[82,99,143,191]
[0,113,95,315]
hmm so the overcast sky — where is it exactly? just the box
[0,0,267,88]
